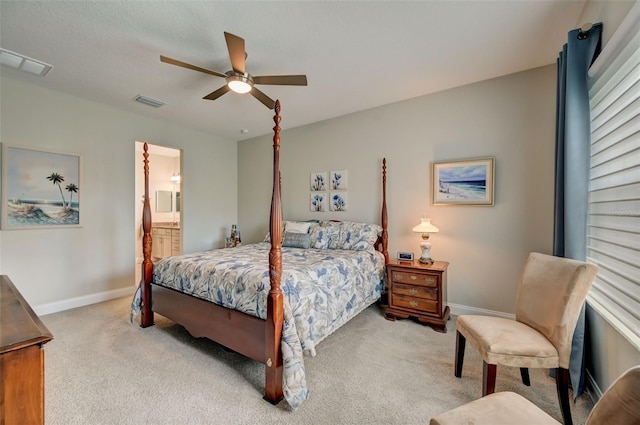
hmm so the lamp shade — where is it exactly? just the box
[412,218,439,234]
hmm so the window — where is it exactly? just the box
[587,6,640,350]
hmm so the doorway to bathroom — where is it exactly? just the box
[134,141,182,285]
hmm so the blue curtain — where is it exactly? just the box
[553,23,602,400]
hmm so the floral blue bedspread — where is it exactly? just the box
[136,242,384,409]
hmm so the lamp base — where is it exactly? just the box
[418,240,434,265]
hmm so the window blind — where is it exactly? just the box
[587,6,640,350]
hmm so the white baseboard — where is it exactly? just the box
[34,285,136,316]
[448,303,516,320]
[586,368,603,403]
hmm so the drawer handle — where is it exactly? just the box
[410,275,417,280]
[425,277,435,284]
[409,288,418,295]
[409,300,418,308]
[393,273,403,280]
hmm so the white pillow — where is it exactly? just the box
[285,221,312,234]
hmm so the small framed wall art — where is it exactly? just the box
[330,191,348,212]
[330,170,348,190]
[432,157,495,206]
[310,172,327,191]
[310,192,327,212]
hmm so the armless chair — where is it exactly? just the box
[430,365,640,425]
[453,252,598,425]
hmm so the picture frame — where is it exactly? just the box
[310,192,327,212]
[432,157,495,206]
[2,144,83,229]
[310,172,327,191]
[330,170,348,190]
[330,191,348,212]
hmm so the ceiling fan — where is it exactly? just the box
[160,32,307,109]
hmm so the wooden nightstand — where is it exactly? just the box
[385,260,450,332]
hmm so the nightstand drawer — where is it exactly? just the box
[392,294,438,314]
[390,271,438,287]
[393,283,437,300]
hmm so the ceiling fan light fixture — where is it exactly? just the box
[226,73,253,94]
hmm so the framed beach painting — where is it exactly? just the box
[432,157,495,206]
[1,144,82,229]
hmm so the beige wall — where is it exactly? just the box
[578,0,640,398]
[0,76,238,312]
[239,64,557,317]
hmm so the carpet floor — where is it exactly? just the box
[41,296,594,424]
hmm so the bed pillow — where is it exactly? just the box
[284,221,312,234]
[309,222,330,249]
[264,220,319,243]
[323,221,382,251]
[282,232,311,249]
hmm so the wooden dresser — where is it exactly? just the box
[385,260,450,332]
[0,275,53,425]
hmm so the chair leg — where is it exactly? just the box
[482,361,497,396]
[454,331,466,378]
[556,367,573,425]
[520,367,531,386]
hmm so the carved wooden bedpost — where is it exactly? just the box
[264,100,284,404]
[140,143,154,328]
[381,158,389,263]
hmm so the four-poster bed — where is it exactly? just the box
[133,100,389,408]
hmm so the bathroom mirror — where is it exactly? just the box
[156,190,172,212]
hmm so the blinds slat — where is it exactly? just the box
[588,215,640,233]
[590,181,640,203]
[590,164,640,192]
[591,273,640,310]
[589,287,640,332]
[591,143,640,178]
[589,225,640,250]
[591,99,640,147]
[591,66,640,131]
[588,244,640,277]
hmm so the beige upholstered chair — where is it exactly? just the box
[430,365,640,425]
[453,252,598,425]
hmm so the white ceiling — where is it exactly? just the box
[0,1,586,142]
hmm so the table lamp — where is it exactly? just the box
[412,218,439,264]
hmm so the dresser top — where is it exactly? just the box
[0,275,53,354]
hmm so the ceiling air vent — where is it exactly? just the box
[0,48,53,77]
[133,95,165,108]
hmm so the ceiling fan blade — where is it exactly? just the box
[250,87,276,109]
[203,85,231,101]
[253,75,308,86]
[160,55,227,78]
[224,32,246,74]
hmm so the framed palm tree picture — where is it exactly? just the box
[1,144,82,229]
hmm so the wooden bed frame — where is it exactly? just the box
[138,100,389,404]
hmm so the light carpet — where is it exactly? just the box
[41,297,593,424]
